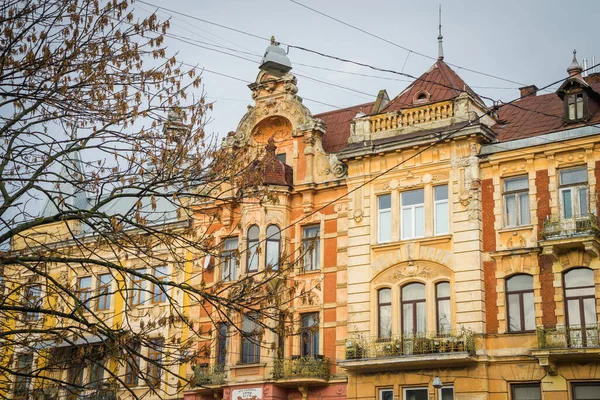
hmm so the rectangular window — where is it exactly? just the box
[88,346,105,388]
[401,189,424,239]
[559,167,588,218]
[434,185,449,234]
[152,266,168,303]
[241,315,260,364]
[130,268,146,306]
[436,282,451,335]
[439,387,454,400]
[125,342,141,386]
[13,354,33,399]
[503,176,530,227]
[76,276,92,306]
[216,323,228,365]
[573,382,600,399]
[404,387,428,400]
[301,313,320,357]
[221,238,238,281]
[378,194,392,243]
[379,388,394,400]
[568,93,585,120]
[96,273,112,311]
[512,383,541,400]
[147,339,163,387]
[24,285,42,321]
[302,225,320,271]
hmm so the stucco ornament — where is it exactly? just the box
[390,260,432,280]
[323,154,348,178]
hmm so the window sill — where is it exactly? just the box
[298,269,321,275]
[497,225,534,233]
[372,234,452,251]
[231,362,266,369]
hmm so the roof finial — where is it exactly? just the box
[567,49,583,77]
[437,5,444,61]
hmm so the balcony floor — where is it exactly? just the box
[338,352,476,372]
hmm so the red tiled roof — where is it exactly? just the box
[317,102,374,153]
[492,80,600,142]
[381,60,484,112]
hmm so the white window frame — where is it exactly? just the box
[434,185,449,235]
[503,176,530,227]
[302,225,320,272]
[403,387,428,400]
[378,194,392,243]
[559,167,588,219]
[379,388,394,400]
[221,237,239,282]
[401,189,425,240]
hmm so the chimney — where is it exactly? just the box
[519,85,538,99]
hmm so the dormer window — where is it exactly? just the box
[413,91,430,104]
[567,93,585,121]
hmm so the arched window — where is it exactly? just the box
[378,288,392,339]
[265,225,281,271]
[246,225,259,273]
[564,268,597,346]
[506,274,535,332]
[401,283,426,336]
[436,282,451,335]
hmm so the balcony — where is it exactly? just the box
[532,324,600,375]
[272,356,330,386]
[339,329,476,372]
[540,214,600,261]
[191,363,226,391]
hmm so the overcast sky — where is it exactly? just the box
[137,0,598,140]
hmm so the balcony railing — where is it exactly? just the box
[345,329,475,360]
[191,363,226,387]
[272,356,331,380]
[537,324,600,349]
[542,214,600,240]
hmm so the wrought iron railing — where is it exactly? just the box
[542,214,600,239]
[537,324,600,349]
[345,329,475,360]
[272,356,331,380]
[192,363,226,387]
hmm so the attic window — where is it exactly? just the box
[414,91,430,104]
[567,93,585,121]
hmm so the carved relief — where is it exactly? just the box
[506,234,526,249]
[389,260,432,280]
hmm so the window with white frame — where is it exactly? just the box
[404,387,427,400]
[96,273,112,311]
[503,176,530,227]
[302,225,320,271]
[401,189,424,239]
[379,388,393,400]
[439,386,454,400]
[76,276,92,307]
[378,194,392,243]
[266,224,281,271]
[559,167,588,218]
[246,225,259,273]
[152,266,168,303]
[434,185,449,234]
[221,237,239,281]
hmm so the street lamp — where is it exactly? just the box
[432,376,443,389]
[258,36,292,77]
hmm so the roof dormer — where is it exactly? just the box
[556,50,600,123]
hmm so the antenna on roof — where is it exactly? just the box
[437,5,444,61]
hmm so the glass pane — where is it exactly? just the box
[380,389,394,400]
[567,299,582,326]
[504,176,528,191]
[402,208,413,239]
[434,185,448,201]
[79,277,92,289]
[415,206,424,237]
[560,168,587,185]
[441,387,454,400]
[379,209,392,242]
[437,282,450,298]
[247,243,259,271]
[508,293,522,332]
[403,303,413,335]
[506,275,533,292]
[247,225,259,239]
[402,189,424,206]
[576,95,584,119]
[519,193,530,225]
[513,384,541,400]
[565,269,594,289]
[379,194,391,209]
[416,302,426,333]
[100,274,111,285]
[402,283,425,300]
[266,241,279,270]
[267,224,281,239]
[154,266,168,277]
[379,288,391,303]
[568,100,575,120]
[583,298,597,326]
[405,388,428,400]
[224,238,238,250]
[437,298,451,334]
[505,194,517,227]
[523,292,536,330]
[566,287,595,298]
[303,225,319,238]
[574,384,600,399]
[579,187,588,216]
[562,189,573,218]
[380,304,392,339]
[435,201,449,234]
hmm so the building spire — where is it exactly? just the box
[437,5,444,61]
